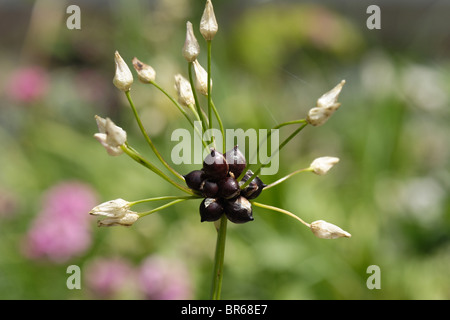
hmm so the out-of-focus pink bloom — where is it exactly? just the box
[23,181,98,263]
[24,219,92,263]
[85,257,135,299]
[40,181,98,225]
[138,255,192,300]
[7,66,49,103]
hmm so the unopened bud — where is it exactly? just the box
[192,59,211,96]
[94,115,127,156]
[200,0,218,41]
[90,198,140,227]
[310,157,339,176]
[113,51,133,92]
[132,57,156,83]
[310,220,351,239]
[174,74,195,106]
[183,21,200,62]
[307,80,345,126]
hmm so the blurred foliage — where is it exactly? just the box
[0,0,449,299]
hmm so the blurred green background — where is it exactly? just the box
[0,0,449,299]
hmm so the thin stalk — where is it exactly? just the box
[237,119,308,183]
[252,202,311,228]
[210,215,227,300]
[272,119,307,130]
[138,198,195,218]
[207,40,213,132]
[240,122,308,189]
[121,143,196,196]
[211,100,225,153]
[187,104,209,150]
[263,167,312,191]
[125,91,184,181]
[129,195,200,207]
[188,62,208,132]
[150,80,195,129]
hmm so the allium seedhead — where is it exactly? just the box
[200,198,224,222]
[224,196,253,224]
[225,145,246,178]
[113,51,133,92]
[184,170,205,191]
[202,149,228,180]
[200,0,218,41]
[239,170,266,200]
[218,176,240,199]
[183,21,200,62]
[201,180,219,198]
[132,57,156,83]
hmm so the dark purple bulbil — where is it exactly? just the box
[184,146,265,223]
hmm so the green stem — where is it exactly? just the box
[207,40,213,133]
[210,215,227,300]
[272,119,307,130]
[252,202,310,228]
[240,122,309,189]
[263,167,312,191]
[138,198,196,218]
[188,62,208,132]
[125,91,184,181]
[121,144,196,196]
[129,195,200,207]
[211,100,225,153]
[237,119,308,183]
[187,104,209,150]
[150,80,195,130]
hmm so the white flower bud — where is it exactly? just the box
[94,115,127,156]
[90,198,140,227]
[174,74,195,106]
[113,51,133,92]
[307,80,345,126]
[192,59,211,96]
[200,0,218,41]
[132,57,156,83]
[310,220,351,239]
[183,21,200,62]
[310,157,339,176]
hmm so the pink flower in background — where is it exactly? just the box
[138,255,193,300]
[85,257,135,299]
[23,181,98,263]
[39,181,97,225]
[6,66,49,103]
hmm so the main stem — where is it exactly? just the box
[210,215,227,300]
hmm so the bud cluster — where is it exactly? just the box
[184,146,266,224]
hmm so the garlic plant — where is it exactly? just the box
[90,0,350,300]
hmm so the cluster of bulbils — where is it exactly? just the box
[184,146,265,224]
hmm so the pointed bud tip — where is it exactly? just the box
[183,21,200,62]
[200,0,218,41]
[113,50,133,91]
[132,57,156,83]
